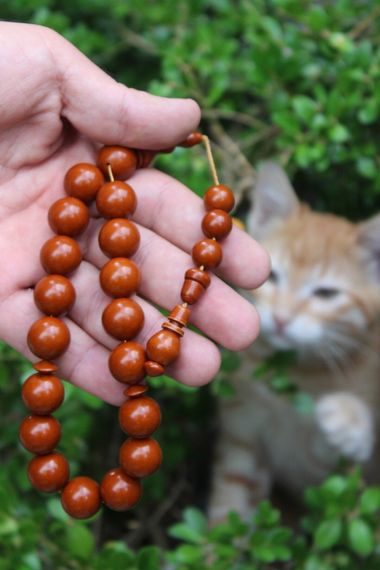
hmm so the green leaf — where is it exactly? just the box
[328,124,350,143]
[183,507,208,534]
[65,524,95,560]
[314,519,342,550]
[359,487,380,515]
[356,157,376,179]
[348,518,375,556]
[137,546,161,570]
[292,96,317,123]
[169,523,204,544]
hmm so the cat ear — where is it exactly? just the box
[246,162,299,238]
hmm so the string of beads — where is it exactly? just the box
[19,132,235,518]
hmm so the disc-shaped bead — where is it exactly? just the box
[100,258,140,297]
[61,477,101,519]
[96,181,137,218]
[27,317,70,360]
[64,163,104,202]
[202,209,232,240]
[102,298,144,341]
[40,236,81,275]
[146,329,180,366]
[97,146,137,180]
[28,452,69,493]
[192,239,222,269]
[33,360,58,374]
[144,360,165,377]
[34,275,76,316]
[119,438,162,478]
[119,396,161,438]
[100,468,142,511]
[22,373,64,415]
[204,184,235,212]
[98,219,140,259]
[48,197,89,236]
[109,342,146,385]
[19,415,61,454]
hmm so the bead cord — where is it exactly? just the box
[21,133,235,518]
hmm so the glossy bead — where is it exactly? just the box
[97,146,137,180]
[48,197,89,236]
[22,373,64,415]
[119,396,161,438]
[204,184,235,212]
[102,298,144,341]
[100,258,140,298]
[109,342,146,385]
[192,239,222,269]
[64,163,104,202]
[185,268,211,288]
[27,317,70,360]
[100,468,142,511]
[124,385,148,398]
[168,304,190,326]
[98,219,140,259]
[181,279,204,305]
[146,329,180,366]
[179,131,203,147]
[28,452,69,493]
[34,275,76,316]
[61,477,101,519]
[136,149,156,169]
[40,236,82,275]
[202,209,232,240]
[33,360,58,374]
[19,415,61,454]
[96,181,137,218]
[162,321,184,336]
[119,438,162,478]
[144,360,165,377]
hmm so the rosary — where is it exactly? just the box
[19,132,235,519]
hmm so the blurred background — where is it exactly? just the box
[1,1,380,568]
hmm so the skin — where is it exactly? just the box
[0,22,270,405]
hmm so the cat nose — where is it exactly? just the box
[273,314,289,333]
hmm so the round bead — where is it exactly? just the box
[146,329,180,367]
[64,163,104,202]
[102,298,144,341]
[61,477,101,519]
[97,146,138,180]
[202,209,232,240]
[119,438,162,478]
[28,452,69,493]
[34,275,76,316]
[100,468,142,511]
[33,361,58,374]
[100,258,140,298]
[192,239,223,269]
[27,317,70,360]
[22,373,64,415]
[144,361,165,377]
[204,184,235,212]
[96,181,137,218]
[98,219,140,259]
[109,342,146,385]
[19,415,61,454]
[40,236,82,275]
[119,396,161,438]
[48,197,89,237]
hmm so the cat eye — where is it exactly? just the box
[313,287,340,299]
[267,269,279,284]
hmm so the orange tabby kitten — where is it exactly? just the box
[209,163,380,522]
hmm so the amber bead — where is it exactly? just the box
[146,329,180,367]
[40,236,82,275]
[119,438,162,478]
[96,181,137,218]
[124,385,148,398]
[136,149,156,169]
[28,452,69,493]
[22,373,64,415]
[27,317,70,360]
[48,197,89,237]
[33,360,58,374]
[185,268,211,288]
[99,219,140,259]
[202,209,232,240]
[168,304,190,326]
[97,146,137,180]
[144,360,165,377]
[192,239,222,269]
[19,415,61,454]
[34,275,75,316]
[64,163,104,202]
[109,341,146,385]
[204,184,235,212]
[61,477,101,519]
[119,396,161,438]
[100,258,140,298]
[102,298,144,341]
[179,131,203,147]
[100,468,142,511]
[181,279,204,305]
[162,321,184,336]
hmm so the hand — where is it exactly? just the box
[0,22,269,404]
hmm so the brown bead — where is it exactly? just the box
[22,373,64,415]
[96,181,137,218]
[179,131,203,147]
[204,184,235,212]
[162,321,184,337]
[61,477,101,519]
[119,396,161,438]
[168,304,190,326]
[136,149,156,168]
[109,342,146,385]
[202,209,232,240]
[181,279,204,305]
[27,317,70,360]
[48,197,90,237]
[124,385,148,398]
[146,329,180,366]
[100,258,140,298]
[40,236,82,275]
[192,239,223,269]
[19,415,61,454]
[102,298,144,341]
[185,268,211,288]
[99,219,140,259]
[28,452,69,493]
[100,468,142,511]
[33,361,58,374]
[97,146,137,180]
[64,163,104,202]
[144,361,165,377]
[34,275,76,316]
[119,438,162,478]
